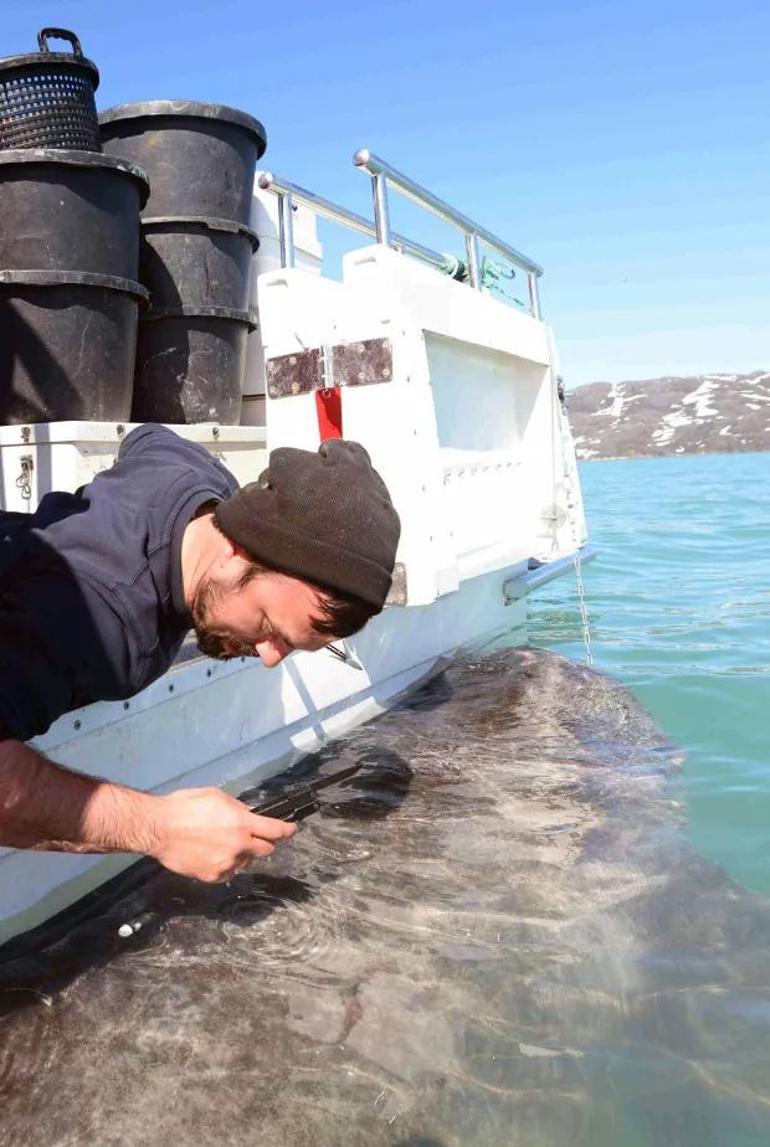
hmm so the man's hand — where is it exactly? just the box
[150,787,296,882]
[0,738,295,882]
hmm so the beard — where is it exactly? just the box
[191,576,255,661]
[194,628,255,660]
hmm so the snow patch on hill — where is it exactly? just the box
[567,371,770,459]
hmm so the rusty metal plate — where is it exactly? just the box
[332,339,392,388]
[265,347,323,398]
[385,562,407,607]
[265,339,393,399]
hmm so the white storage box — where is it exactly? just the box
[0,422,268,513]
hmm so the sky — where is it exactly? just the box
[4,0,769,388]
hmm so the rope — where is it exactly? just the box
[546,324,594,665]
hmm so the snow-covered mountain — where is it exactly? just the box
[567,371,770,460]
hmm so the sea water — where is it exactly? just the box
[530,451,770,897]
[0,451,768,1146]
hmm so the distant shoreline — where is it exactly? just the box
[567,371,770,460]
[580,447,770,462]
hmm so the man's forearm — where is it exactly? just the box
[0,738,297,883]
[0,738,161,854]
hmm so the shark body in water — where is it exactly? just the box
[0,649,768,1146]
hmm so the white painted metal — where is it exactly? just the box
[258,243,583,603]
[0,193,588,946]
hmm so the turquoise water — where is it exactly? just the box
[529,451,770,896]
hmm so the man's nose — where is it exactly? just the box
[255,640,290,668]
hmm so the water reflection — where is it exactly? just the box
[1,649,769,1146]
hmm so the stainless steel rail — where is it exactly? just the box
[354,149,543,316]
[257,171,460,278]
[257,153,544,318]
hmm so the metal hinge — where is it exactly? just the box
[265,338,393,399]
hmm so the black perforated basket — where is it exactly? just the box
[0,28,100,152]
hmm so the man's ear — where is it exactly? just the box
[224,543,265,585]
[213,529,243,575]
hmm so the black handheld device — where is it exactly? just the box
[248,762,363,822]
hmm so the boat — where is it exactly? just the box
[0,143,591,948]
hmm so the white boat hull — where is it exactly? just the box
[0,557,567,947]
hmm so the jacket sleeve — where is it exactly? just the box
[0,553,126,741]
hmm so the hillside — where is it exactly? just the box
[567,371,770,460]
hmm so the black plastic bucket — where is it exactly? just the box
[139,216,258,311]
[132,306,253,425]
[99,101,267,225]
[0,271,148,424]
[0,29,101,152]
[0,150,149,279]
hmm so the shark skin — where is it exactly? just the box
[0,649,768,1147]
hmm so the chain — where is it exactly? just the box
[545,326,594,666]
[563,426,594,666]
[572,544,593,666]
[554,367,594,665]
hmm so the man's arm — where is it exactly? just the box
[0,738,295,882]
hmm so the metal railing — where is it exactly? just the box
[257,171,460,278]
[354,150,542,317]
[257,150,544,318]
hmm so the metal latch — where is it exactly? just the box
[15,455,34,502]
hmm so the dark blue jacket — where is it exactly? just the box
[0,424,238,741]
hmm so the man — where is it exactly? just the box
[0,424,400,883]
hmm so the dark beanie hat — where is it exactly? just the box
[214,439,401,610]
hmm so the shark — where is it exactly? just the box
[0,648,768,1146]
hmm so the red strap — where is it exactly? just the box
[315,387,343,440]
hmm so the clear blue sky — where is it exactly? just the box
[5,0,769,387]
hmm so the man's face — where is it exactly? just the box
[191,566,337,667]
